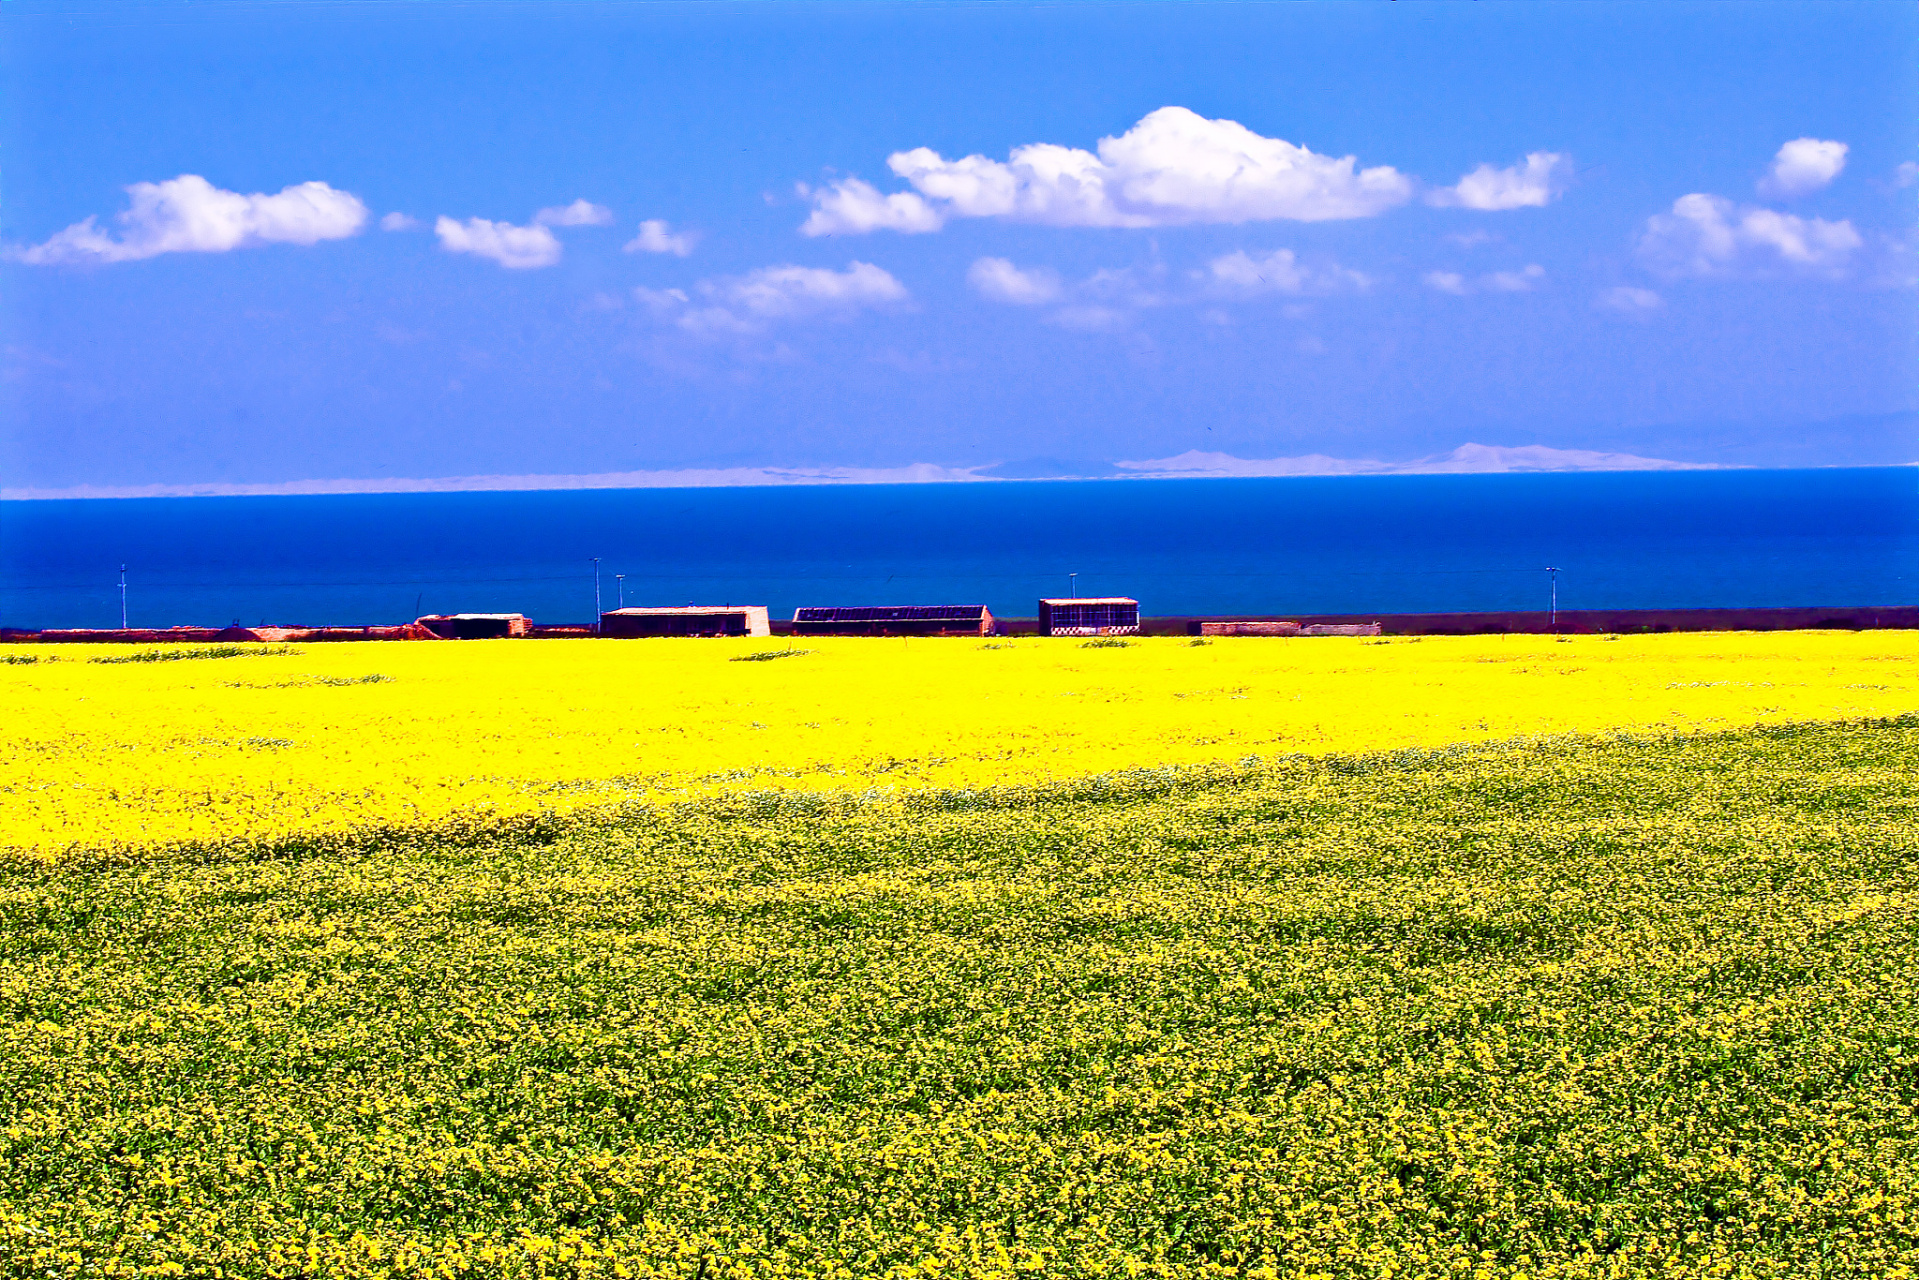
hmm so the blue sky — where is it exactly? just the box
[3,0,1915,496]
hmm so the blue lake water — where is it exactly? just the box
[2,469,1915,630]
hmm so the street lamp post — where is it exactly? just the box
[592,558,602,634]
[119,565,128,630]
[1545,566,1560,632]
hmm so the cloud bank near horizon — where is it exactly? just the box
[2,443,1733,501]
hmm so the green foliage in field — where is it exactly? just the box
[4,721,1918,1279]
[86,644,296,665]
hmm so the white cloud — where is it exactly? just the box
[1596,285,1664,315]
[534,199,614,227]
[633,286,691,313]
[1422,264,1545,295]
[1636,193,1861,278]
[716,261,908,317]
[1869,231,1919,291]
[1047,305,1131,332]
[641,261,909,335]
[624,219,698,256]
[380,212,421,232]
[1484,264,1546,292]
[799,179,944,236]
[10,174,367,265]
[1205,248,1370,295]
[805,106,1414,234]
[434,216,563,269]
[1897,162,1919,189]
[1757,138,1847,198]
[1427,152,1571,210]
[968,257,1061,305]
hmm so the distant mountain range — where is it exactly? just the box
[6,428,1913,501]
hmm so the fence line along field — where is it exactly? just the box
[3,631,1915,861]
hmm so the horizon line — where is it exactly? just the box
[4,445,1910,502]
[0,441,1731,501]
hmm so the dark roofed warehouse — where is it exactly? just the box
[416,613,532,639]
[792,605,996,637]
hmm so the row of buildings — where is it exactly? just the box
[415,600,1386,640]
[597,598,1146,638]
[1,600,1384,644]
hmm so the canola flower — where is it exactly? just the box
[3,718,1916,1277]
[3,630,1914,860]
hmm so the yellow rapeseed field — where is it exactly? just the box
[2,629,1913,859]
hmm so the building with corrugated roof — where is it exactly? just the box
[600,606,771,637]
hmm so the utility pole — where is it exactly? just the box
[615,574,625,609]
[119,565,128,629]
[1069,572,1078,598]
[591,558,602,633]
[1545,566,1560,633]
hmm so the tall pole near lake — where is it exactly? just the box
[119,565,128,629]
[592,558,602,634]
[1069,572,1078,598]
[1546,567,1560,633]
[615,574,625,609]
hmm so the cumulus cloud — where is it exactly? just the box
[534,199,614,227]
[1206,248,1370,295]
[800,179,944,236]
[1636,193,1861,278]
[1757,138,1847,198]
[624,219,698,256]
[380,212,421,232]
[804,106,1414,234]
[1596,285,1665,315]
[968,257,1062,305]
[434,216,563,269]
[640,261,909,335]
[1422,264,1545,295]
[1427,152,1571,210]
[435,201,612,268]
[10,174,367,265]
